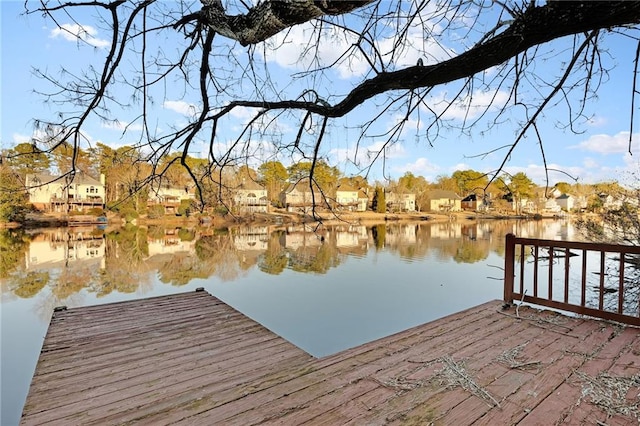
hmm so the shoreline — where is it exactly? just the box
[1,210,571,230]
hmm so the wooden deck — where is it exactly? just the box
[21,290,640,425]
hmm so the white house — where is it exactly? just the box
[336,185,367,212]
[233,180,268,214]
[280,179,327,213]
[147,181,196,214]
[555,193,574,211]
[25,173,105,212]
[424,190,461,212]
[386,192,417,212]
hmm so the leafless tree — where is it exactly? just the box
[19,0,640,203]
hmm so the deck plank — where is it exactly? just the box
[20,291,640,425]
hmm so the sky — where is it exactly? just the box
[1,1,639,187]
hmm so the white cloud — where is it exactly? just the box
[329,140,406,172]
[230,106,258,120]
[502,163,592,186]
[450,163,470,172]
[375,27,453,71]
[261,10,454,81]
[12,133,32,144]
[393,157,440,179]
[427,88,510,121]
[49,23,110,49]
[572,131,639,155]
[586,115,607,127]
[263,23,369,79]
[163,100,200,117]
[582,157,599,169]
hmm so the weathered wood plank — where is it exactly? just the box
[21,293,640,426]
[169,301,507,424]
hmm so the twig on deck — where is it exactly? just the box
[576,371,640,418]
[495,310,580,338]
[496,342,542,371]
[432,355,502,409]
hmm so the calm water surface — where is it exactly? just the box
[0,218,578,425]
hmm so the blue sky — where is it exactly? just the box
[1,1,639,186]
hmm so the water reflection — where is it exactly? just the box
[1,218,579,302]
[1,218,582,426]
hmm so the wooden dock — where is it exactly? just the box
[21,290,640,425]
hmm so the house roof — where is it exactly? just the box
[428,189,461,200]
[237,179,265,191]
[282,178,322,194]
[26,172,102,187]
[336,184,358,192]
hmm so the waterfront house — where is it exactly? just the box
[147,182,196,215]
[460,193,491,211]
[424,190,461,212]
[335,185,365,212]
[233,180,268,214]
[555,193,574,211]
[25,172,105,213]
[385,191,416,212]
[280,179,328,214]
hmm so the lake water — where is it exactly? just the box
[0,218,579,425]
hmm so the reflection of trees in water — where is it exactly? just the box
[194,232,244,282]
[107,224,149,264]
[453,241,490,264]
[51,266,94,299]
[0,229,30,279]
[257,227,343,275]
[0,230,51,300]
[372,224,385,250]
[2,220,575,300]
[258,231,288,275]
[96,226,152,296]
[157,253,221,285]
[288,242,341,274]
[5,271,49,299]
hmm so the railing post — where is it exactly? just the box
[504,233,516,304]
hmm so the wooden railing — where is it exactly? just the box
[504,233,640,326]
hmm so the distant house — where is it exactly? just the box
[234,180,268,214]
[460,193,489,211]
[386,192,416,212]
[147,183,196,215]
[555,193,574,211]
[336,185,368,212]
[599,193,624,210]
[280,179,328,213]
[25,172,105,213]
[425,190,461,212]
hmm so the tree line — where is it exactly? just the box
[0,141,629,222]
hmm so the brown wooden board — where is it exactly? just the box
[21,292,640,425]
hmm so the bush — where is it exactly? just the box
[214,205,229,216]
[178,228,196,241]
[120,208,139,222]
[147,205,166,219]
